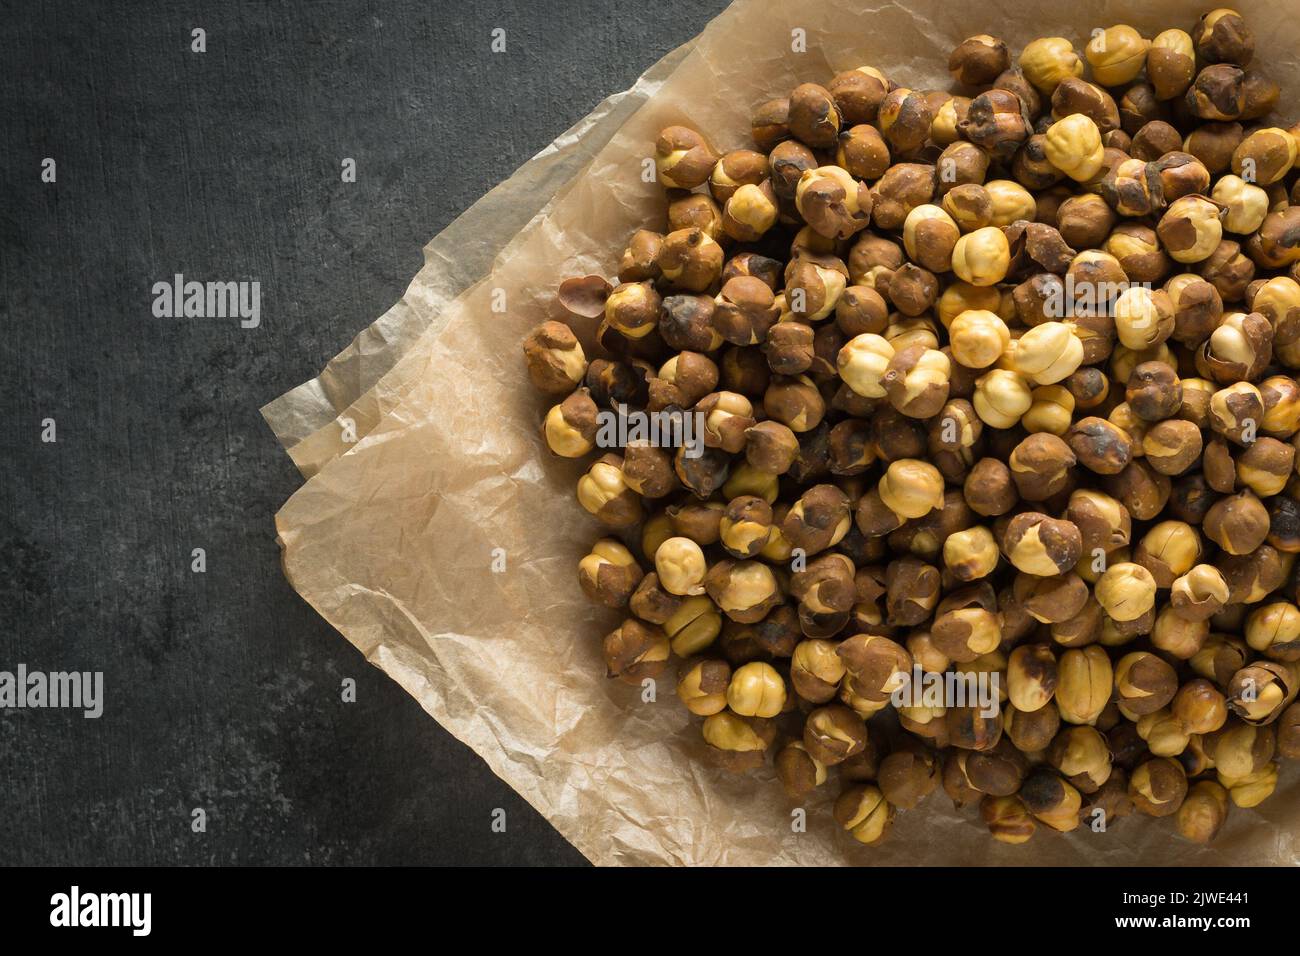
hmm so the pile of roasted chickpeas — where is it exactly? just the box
[523,8,1300,848]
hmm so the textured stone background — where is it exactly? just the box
[0,0,727,865]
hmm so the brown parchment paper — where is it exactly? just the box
[272,0,1300,865]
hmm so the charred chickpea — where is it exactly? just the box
[1009,433,1075,501]
[655,126,717,189]
[719,495,773,559]
[835,124,891,181]
[790,640,847,704]
[1115,651,1179,716]
[930,94,971,146]
[1236,438,1293,497]
[833,784,894,845]
[787,82,841,149]
[1049,724,1113,792]
[1129,757,1188,817]
[796,166,873,240]
[902,205,959,273]
[721,180,779,243]
[577,454,642,528]
[1208,381,1264,446]
[1003,512,1083,576]
[1068,417,1133,475]
[1173,679,1230,736]
[543,389,599,458]
[1008,644,1058,713]
[775,741,827,799]
[948,34,1009,85]
[702,711,775,772]
[1158,196,1225,265]
[876,87,934,155]
[804,704,868,766]
[1019,769,1082,831]
[1245,601,1300,662]
[1177,780,1230,843]
[658,228,723,293]
[959,90,1031,163]
[1171,565,1230,621]
[1147,29,1195,101]
[1142,419,1202,476]
[705,560,782,624]
[1199,310,1272,384]
[677,659,731,716]
[578,539,644,608]
[941,184,994,234]
[743,420,799,475]
[828,66,890,125]
[1186,64,1247,122]
[603,619,670,685]
[964,458,1018,517]
[882,346,950,418]
[765,374,825,433]
[1192,8,1255,66]
[1204,490,1270,555]
[523,321,587,395]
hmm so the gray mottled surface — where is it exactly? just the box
[0,0,727,865]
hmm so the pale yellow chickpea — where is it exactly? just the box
[984,180,1037,227]
[949,309,1010,369]
[726,661,787,718]
[938,282,1003,328]
[878,459,946,519]
[1022,385,1076,435]
[1212,175,1269,235]
[654,536,707,596]
[951,226,1010,287]
[1013,322,1084,385]
[973,369,1033,428]
[1019,36,1083,93]
[1113,286,1174,350]
[1085,25,1149,86]
[837,333,894,398]
[1044,114,1104,181]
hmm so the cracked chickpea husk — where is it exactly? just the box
[524,7,1300,853]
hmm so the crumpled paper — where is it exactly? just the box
[267,0,1299,865]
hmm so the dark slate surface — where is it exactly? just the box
[0,0,727,865]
